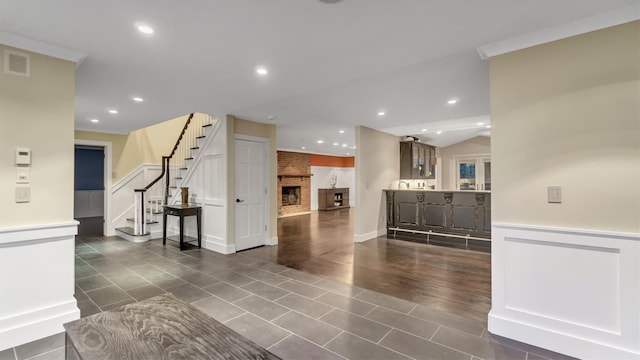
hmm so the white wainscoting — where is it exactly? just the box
[489,222,640,359]
[0,222,80,350]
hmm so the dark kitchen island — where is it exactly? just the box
[384,189,491,252]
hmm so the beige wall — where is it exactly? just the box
[75,115,188,182]
[439,136,490,190]
[231,116,278,240]
[355,126,399,240]
[0,46,75,227]
[491,21,640,232]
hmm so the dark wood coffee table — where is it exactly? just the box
[64,293,280,360]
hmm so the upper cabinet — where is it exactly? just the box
[400,141,436,179]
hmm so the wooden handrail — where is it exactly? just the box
[135,112,194,192]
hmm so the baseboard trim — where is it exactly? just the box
[266,236,278,246]
[204,236,235,254]
[0,300,79,351]
[488,312,638,360]
[353,228,385,243]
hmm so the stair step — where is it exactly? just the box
[196,136,205,139]
[146,209,163,215]
[190,147,199,150]
[115,227,151,243]
[174,177,183,180]
[126,218,159,225]
[185,157,193,161]
[170,186,177,189]
[179,167,188,170]
[202,124,212,128]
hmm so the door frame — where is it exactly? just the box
[74,139,113,236]
[233,134,271,250]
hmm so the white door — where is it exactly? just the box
[235,138,268,251]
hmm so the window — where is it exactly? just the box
[456,156,491,191]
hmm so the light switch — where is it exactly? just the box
[548,186,561,203]
[16,187,30,203]
[16,167,30,183]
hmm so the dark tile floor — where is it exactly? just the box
[2,236,576,360]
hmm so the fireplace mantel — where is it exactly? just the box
[277,173,313,181]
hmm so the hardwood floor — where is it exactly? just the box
[243,208,492,322]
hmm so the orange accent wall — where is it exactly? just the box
[310,154,355,168]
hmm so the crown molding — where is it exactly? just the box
[0,30,87,66]
[477,4,640,59]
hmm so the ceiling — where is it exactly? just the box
[1,0,637,155]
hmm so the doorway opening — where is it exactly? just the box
[74,145,105,236]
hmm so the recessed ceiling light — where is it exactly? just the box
[256,67,268,75]
[342,144,347,147]
[332,142,339,146]
[486,125,492,129]
[317,140,324,144]
[301,146,306,150]
[421,128,427,132]
[447,99,457,105]
[339,130,344,134]
[133,97,144,102]
[346,152,351,155]
[108,109,118,114]
[477,122,484,126]
[377,111,385,116]
[436,130,443,135]
[90,119,99,123]
[137,25,154,34]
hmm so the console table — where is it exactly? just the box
[163,204,202,250]
[318,188,350,210]
[64,293,280,360]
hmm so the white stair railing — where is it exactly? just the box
[130,113,213,235]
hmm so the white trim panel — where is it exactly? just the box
[489,222,640,359]
[0,223,80,350]
[477,4,640,59]
[0,221,78,245]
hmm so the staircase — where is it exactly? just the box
[115,113,215,242]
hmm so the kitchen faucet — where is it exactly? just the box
[398,180,409,189]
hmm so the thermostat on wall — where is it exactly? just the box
[16,147,31,165]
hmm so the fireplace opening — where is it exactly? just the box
[282,186,301,206]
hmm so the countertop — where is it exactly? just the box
[384,188,491,194]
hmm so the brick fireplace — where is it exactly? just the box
[277,151,311,216]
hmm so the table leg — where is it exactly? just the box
[179,214,184,250]
[197,208,202,249]
[163,211,167,246]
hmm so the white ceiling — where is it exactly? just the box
[1,0,637,155]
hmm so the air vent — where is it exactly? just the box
[4,50,30,77]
